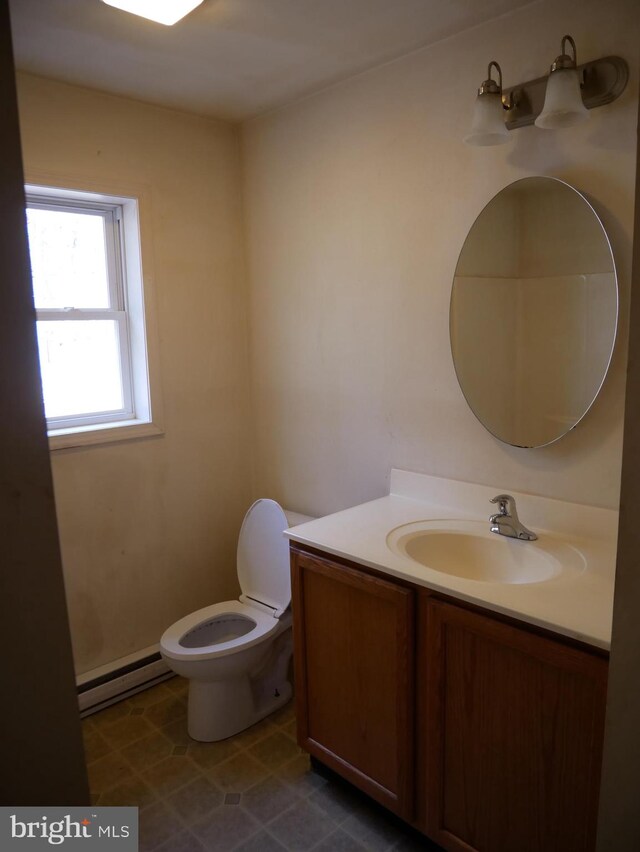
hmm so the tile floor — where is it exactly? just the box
[83,678,441,851]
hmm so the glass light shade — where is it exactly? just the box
[535,68,589,129]
[101,0,204,25]
[464,93,509,147]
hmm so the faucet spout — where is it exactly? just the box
[489,494,537,541]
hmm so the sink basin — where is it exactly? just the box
[386,519,585,585]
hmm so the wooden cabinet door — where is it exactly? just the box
[291,549,415,819]
[420,596,608,852]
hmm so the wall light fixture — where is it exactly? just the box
[464,35,628,146]
[535,36,589,129]
[464,62,510,147]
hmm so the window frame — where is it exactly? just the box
[25,182,163,449]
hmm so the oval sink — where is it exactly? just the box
[386,519,585,585]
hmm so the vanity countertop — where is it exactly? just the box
[284,469,618,650]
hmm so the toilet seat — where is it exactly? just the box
[161,599,280,662]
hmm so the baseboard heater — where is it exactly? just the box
[77,644,173,717]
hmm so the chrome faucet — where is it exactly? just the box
[489,494,537,541]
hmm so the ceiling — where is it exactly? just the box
[9,0,535,122]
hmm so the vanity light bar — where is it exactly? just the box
[465,36,628,146]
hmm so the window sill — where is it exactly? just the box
[48,419,163,451]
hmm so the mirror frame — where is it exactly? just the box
[450,176,619,448]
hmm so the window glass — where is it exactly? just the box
[36,320,124,418]
[27,207,111,309]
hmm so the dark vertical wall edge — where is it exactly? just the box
[597,93,640,850]
[0,0,89,806]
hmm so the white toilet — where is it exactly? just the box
[160,499,306,742]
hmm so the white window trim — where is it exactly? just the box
[25,178,164,451]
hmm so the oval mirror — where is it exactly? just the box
[450,177,618,448]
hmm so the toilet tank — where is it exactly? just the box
[284,510,316,527]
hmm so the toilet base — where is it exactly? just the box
[186,627,294,742]
[187,678,293,742]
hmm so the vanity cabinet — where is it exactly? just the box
[291,544,608,852]
[420,597,608,852]
[290,548,416,819]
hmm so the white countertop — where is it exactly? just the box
[285,469,619,650]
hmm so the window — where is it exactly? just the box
[25,185,161,448]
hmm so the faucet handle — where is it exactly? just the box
[490,494,515,516]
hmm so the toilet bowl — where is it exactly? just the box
[160,499,306,742]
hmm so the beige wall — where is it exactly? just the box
[16,73,252,674]
[241,0,639,516]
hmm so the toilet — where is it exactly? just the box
[160,499,309,742]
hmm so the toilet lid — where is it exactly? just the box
[237,499,291,616]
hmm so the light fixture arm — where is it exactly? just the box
[478,60,503,96]
[489,60,502,88]
[553,34,579,71]
[563,34,577,57]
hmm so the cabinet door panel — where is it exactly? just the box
[292,550,415,819]
[421,597,608,852]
